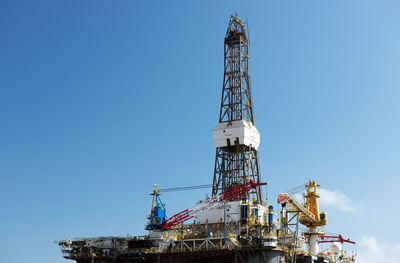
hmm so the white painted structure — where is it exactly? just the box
[213,120,260,150]
[263,236,277,247]
[195,201,240,224]
[309,233,320,255]
[194,200,268,225]
[330,242,342,255]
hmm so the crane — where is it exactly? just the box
[278,180,355,260]
[277,192,321,226]
[146,183,212,231]
[158,180,267,230]
[319,234,356,244]
[278,181,328,260]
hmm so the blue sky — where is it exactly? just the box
[1,1,400,262]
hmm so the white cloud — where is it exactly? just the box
[290,187,355,212]
[318,188,355,212]
[293,192,304,203]
[357,236,400,263]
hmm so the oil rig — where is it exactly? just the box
[57,15,356,263]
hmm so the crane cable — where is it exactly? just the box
[285,183,306,195]
[159,184,213,192]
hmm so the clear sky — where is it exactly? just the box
[1,1,400,263]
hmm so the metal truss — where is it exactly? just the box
[281,206,300,263]
[212,147,261,202]
[219,15,254,124]
[170,236,237,253]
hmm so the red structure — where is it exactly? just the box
[319,234,356,244]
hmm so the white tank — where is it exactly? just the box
[213,120,260,150]
[330,242,342,255]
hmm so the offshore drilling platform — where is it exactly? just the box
[57,15,356,263]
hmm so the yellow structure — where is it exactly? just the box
[299,180,327,227]
[278,180,328,256]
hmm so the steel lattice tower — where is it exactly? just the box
[212,15,263,203]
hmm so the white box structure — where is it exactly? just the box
[195,201,240,224]
[213,120,260,150]
[194,201,268,225]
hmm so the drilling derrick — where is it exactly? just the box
[212,15,262,203]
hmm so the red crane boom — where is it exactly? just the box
[319,234,356,244]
